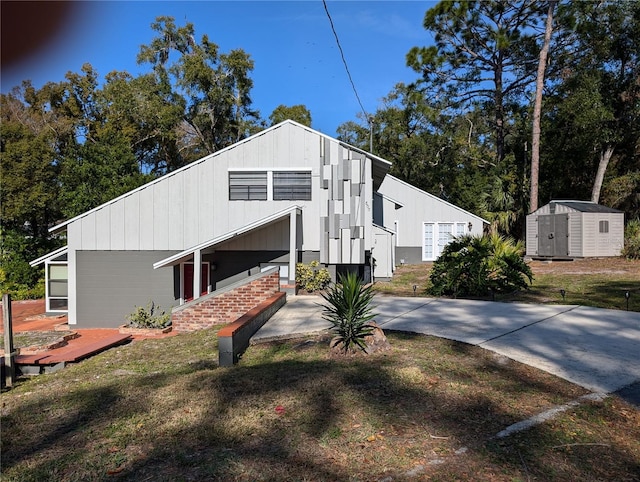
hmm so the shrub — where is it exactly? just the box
[0,267,45,300]
[296,260,331,292]
[622,219,640,259]
[321,272,376,353]
[428,234,533,298]
[126,301,171,329]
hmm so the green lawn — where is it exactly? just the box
[2,327,639,481]
[375,258,640,312]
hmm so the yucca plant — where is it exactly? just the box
[321,272,376,353]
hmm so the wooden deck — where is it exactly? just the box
[15,331,132,366]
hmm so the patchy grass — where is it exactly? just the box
[2,328,639,481]
[0,331,76,353]
[375,258,640,311]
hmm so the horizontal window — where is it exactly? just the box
[229,171,267,200]
[273,171,312,201]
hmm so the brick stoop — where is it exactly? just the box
[171,268,281,332]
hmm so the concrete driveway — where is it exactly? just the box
[252,296,640,395]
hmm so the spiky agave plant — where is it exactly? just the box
[321,272,376,353]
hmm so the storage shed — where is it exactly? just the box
[526,201,624,258]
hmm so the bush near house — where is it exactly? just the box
[295,260,331,292]
[623,219,640,259]
[126,301,171,329]
[429,234,533,297]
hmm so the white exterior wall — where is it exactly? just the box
[62,123,334,253]
[377,176,486,247]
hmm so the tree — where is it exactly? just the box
[407,0,543,165]
[542,1,640,208]
[137,16,261,163]
[530,0,557,213]
[269,104,312,127]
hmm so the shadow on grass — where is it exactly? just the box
[2,333,639,481]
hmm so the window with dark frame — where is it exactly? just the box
[229,171,267,200]
[273,171,312,200]
[599,220,609,233]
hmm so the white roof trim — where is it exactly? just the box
[153,206,302,269]
[376,192,405,208]
[29,246,68,267]
[49,120,392,234]
[385,175,490,225]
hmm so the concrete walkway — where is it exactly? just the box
[252,296,640,395]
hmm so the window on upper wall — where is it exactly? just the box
[273,171,312,200]
[599,220,609,233]
[229,171,267,200]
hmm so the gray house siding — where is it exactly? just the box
[75,251,179,328]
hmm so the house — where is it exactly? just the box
[374,175,488,275]
[31,121,486,330]
[526,200,624,258]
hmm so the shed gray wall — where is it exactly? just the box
[76,251,179,328]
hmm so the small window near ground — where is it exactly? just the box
[273,171,312,200]
[599,220,609,233]
[229,171,267,200]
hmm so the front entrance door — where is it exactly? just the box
[183,262,210,301]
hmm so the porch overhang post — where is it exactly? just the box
[289,210,298,285]
[193,249,202,301]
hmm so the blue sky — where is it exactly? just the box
[1,1,435,135]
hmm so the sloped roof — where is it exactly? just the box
[551,201,623,214]
[49,120,392,234]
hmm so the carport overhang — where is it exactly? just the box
[153,206,302,302]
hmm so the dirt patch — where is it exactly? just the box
[528,257,640,275]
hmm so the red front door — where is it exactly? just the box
[183,263,209,301]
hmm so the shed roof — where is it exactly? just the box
[549,201,623,214]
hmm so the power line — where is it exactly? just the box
[322,0,369,122]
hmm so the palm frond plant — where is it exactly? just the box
[321,272,376,353]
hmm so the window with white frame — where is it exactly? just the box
[273,171,312,200]
[47,263,68,311]
[229,171,268,200]
[423,222,468,261]
[229,170,311,201]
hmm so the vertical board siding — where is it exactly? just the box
[110,200,125,250]
[96,208,111,250]
[139,187,155,250]
[153,181,170,251]
[64,123,378,267]
[183,166,200,247]
[124,194,140,250]
[167,174,184,249]
[80,213,96,249]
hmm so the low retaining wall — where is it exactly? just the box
[171,268,281,332]
[218,292,286,366]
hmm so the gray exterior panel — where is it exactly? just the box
[76,251,179,328]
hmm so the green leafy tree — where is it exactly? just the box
[542,1,640,213]
[407,0,544,165]
[137,16,261,163]
[269,104,312,127]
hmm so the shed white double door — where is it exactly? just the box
[423,222,467,261]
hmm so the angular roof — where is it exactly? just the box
[551,201,623,214]
[49,120,391,234]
